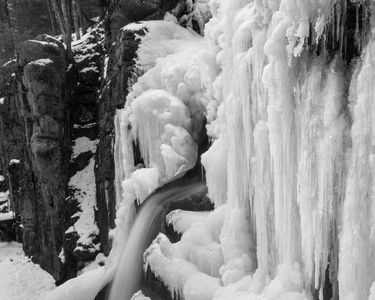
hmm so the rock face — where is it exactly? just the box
[0,0,106,65]
[105,0,178,42]
[19,35,71,281]
[80,0,106,20]
[0,25,106,283]
[96,25,146,255]
[64,26,105,271]
[0,59,24,228]
[0,34,75,281]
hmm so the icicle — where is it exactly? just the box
[339,37,375,300]
[109,2,375,300]
[253,121,275,277]
[264,14,301,266]
[294,58,347,289]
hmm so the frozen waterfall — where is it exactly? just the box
[108,1,375,300]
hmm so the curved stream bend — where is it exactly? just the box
[108,179,207,300]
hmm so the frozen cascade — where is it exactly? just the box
[108,181,207,300]
[338,36,375,300]
[109,20,217,265]
[38,1,375,300]
[295,59,347,293]
[103,1,375,300]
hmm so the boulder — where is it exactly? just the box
[14,31,71,282]
[106,0,178,41]
[19,36,65,70]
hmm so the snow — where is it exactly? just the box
[80,66,99,74]
[73,122,97,129]
[68,158,100,252]
[29,40,59,48]
[31,58,54,66]
[0,191,9,212]
[45,253,108,300]
[72,25,104,65]
[2,59,15,68]
[122,22,147,32]
[43,267,105,300]
[68,137,99,252]
[0,191,8,202]
[0,242,55,300]
[131,291,151,300]
[103,55,109,79]
[58,248,65,264]
[71,137,97,159]
[9,159,20,165]
[0,211,14,221]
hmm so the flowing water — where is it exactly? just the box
[107,179,207,300]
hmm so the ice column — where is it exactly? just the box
[339,37,375,300]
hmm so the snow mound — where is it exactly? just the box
[0,242,55,300]
[43,267,105,300]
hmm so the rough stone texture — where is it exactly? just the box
[80,0,107,20]
[62,25,105,273]
[0,0,107,66]
[95,26,145,255]
[19,35,65,70]
[0,0,54,65]
[0,1,108,283]
[0,24,107,283]
[0,60,28,234]
[0,35,74,282]
[20,35,71,282]
[105,0,178,43]
[0,177,6,193]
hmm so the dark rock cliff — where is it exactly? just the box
[0,0,106,65]
[0,35,71,281]
[95,25,145,256]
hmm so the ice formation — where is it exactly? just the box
[51,1,375,299]
[338,37,375,300]
[111,20,217,256]
[113,1,375,300]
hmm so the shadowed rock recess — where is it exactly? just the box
[0,0,199,284]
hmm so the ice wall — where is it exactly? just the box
[111,1,375,300]
[338,36,375,300]
[109,20,218,271]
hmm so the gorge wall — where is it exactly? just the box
[3,1,375,300]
